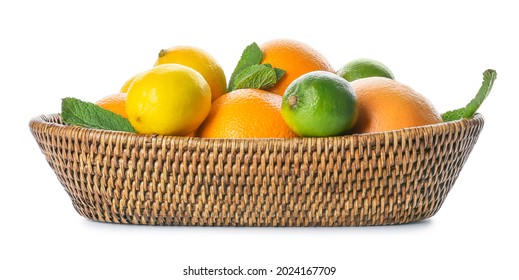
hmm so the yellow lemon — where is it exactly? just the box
[126,64,211,135]
[155,46,227,101]
[120,73,139,93]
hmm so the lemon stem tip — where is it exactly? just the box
[158,49,167,58]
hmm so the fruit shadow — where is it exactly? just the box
[82,217,433,233]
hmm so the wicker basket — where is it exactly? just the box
[29,114,484,226]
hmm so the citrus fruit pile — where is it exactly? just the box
[62,39,495,138]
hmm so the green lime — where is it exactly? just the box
[337,58,394,82]
[281,71,358,137]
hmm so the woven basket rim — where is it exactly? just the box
[29,113,484,144]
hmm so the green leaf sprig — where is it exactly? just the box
[61,97,136,133]
[442,69,497,122]
[227,42,285,91]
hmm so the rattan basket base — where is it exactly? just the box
[30,114,484,226]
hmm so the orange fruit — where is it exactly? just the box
[260,39,334,95]
[95,93,128,118]
[196,88,297,138]
[350,77,442,134]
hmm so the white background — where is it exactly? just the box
[1,0,517,279]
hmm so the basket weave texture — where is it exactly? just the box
[30,114,484,226]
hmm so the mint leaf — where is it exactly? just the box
[61,97,136,133]
[261,64,285,81]
[228,42,264,91]
[231,64,278,90]
[274,68,286,81]
[441,108,466,122]
[442,69,497,122]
